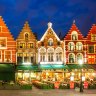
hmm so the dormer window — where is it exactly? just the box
[25,33,29,41]
[48,38,53,46]
[72,31,78,40]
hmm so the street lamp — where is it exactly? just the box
[78,59,83,92]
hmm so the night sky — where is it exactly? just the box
[0,0,96,40]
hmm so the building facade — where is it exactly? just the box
[0,16,96,82]
[16,21,38,82]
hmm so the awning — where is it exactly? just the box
[0,64,15,81]
[39,64,68,70]
[67,64,96,70]
[16,65,38,71]
[0,64,15,72]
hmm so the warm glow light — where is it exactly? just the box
[78,59,83,65]
[24,73,29,78]
[40,62,63,64]
[92,73,96,76]
[82,76,85,81]
[71,72,74,76]
[23,62,31,65]
[70,76,74,81]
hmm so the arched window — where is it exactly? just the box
[39,47,46,62]
[47,48,54,62]
[55,47,62,61]
[68,42,75,51]
[48,38,53,46]
[76,42,83,51]
[71,31,78,40]
[76,53,83,63]
[69,53,75,63]
[25,33,29,40]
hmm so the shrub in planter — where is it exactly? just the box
[20,84,32,90]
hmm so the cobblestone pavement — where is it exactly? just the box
[0,86,96,96]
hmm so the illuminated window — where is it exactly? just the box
[91,34,96,41]
[69,53,75,63]
[19,43,25,48]
[88,55,95,64]
[71,31,78,40]
[25,33,29,41]
[48,38,53,46]
[76,53,83,63]
[88,45,94,53]
[76,42,83,51]
[5,51,11,62]
[68,42,75,51]
[28,43,34,48]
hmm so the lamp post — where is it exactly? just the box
[78,60,83,92]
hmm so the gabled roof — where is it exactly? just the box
[0,16,15,40]
[64,21,84,40]
[16,21,36,40]
[40,22,60,41]
[86,24,96,39]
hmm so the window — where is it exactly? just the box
[25,33,29,41]
[24,53,29,63]
[47,48,54,62]
[56,53,62,61]
[68,42,75,51]
[40,53,46,62]
[69,53,75,63]
[31,53,35,63]
[40,47,46,62]
[17,53,23,64]
[72,31,78,40]
[48,38,53,46]
[76,53,83,63]
[28,43,34,48]
[48,53,53,62]
[91,34,96,41]
[88,55,95,64]
[76,42,83,51]
[5,51,11,62]
[19,43,25,48]
[55,47,62,62]
[88,45,94,53]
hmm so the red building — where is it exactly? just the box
[64,22,86,64]
[86,24,96,64]
[0,16,16,81]
[0,16,16,63]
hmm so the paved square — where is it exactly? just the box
[0,86,96,96]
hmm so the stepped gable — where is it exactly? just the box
[86,24,96,40]
[16,21,36,40]
[64,22,84,40]
[0,16,15,40]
